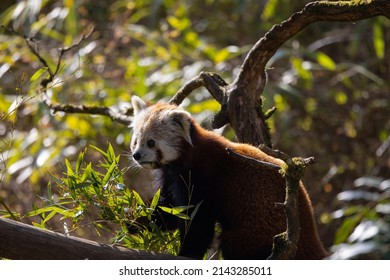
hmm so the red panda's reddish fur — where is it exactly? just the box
[131,100,328,259]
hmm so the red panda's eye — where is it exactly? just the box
[147,139,155,148]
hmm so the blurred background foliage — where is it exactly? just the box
[0,0,389,259]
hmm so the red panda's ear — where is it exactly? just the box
[131,96,147,115]
[169,110,193,146]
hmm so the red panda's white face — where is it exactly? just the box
[130,96,193,169]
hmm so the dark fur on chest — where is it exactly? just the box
[155,165,206,212]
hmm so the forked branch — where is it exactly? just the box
[169,0,390,145]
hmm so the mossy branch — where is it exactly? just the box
[258,145,315,259]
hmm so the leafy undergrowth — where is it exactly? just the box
[1,143,182,255]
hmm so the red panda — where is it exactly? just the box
[130,95,327,259]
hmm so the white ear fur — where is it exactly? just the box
[131,96,147,115]
[168,110,193,146]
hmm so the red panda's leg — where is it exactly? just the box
[179,202,216,259]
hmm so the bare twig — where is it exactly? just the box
[52,28,95,78]
[18,27,134,124]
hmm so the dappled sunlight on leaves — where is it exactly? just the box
[0,0,389,258]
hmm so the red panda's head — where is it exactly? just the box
[130,96,193,169]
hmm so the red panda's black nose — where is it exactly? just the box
[133,152,142,161]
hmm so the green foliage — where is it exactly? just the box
[6,144,181,254]
[0,0,389,259]
[324,176,390,259]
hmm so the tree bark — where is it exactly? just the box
[0,217,186,260]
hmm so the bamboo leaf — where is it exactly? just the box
[133,191,145,206]
[65,158,74,176]
[42,210,58,224]
[150,189,160,210]
[107,143,116,163]
[89,145,107,157]
[75,150,85,173]
[29,67,48,83]
[102,161,116,186]
[190,201,203,220]
[159,206,193,220]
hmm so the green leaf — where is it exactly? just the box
[334,91,348,105]
[90,145,107,157]
[73,181,93,190]
[75,150,85,173]
[150,189,160,210]
[29,67,48,83]
[167,16,191,31]
[291,57,312,80]
[133,191,145,206]
[42,210,58,224]
[159,206,193,220]
[65,158,74,176]
[102,161,117,186]
[81,162,93,182]
[214,48,230,63]
[334,215,362,244]
[107,143,116,163]
[64,0,78,45]
[373,21,385,59]
[25,206,66,218]
[0,199,19,220]
[0,2,19,26]
[32,222,46,229]
[190,201,203,220]
[49,171,64,187]
[316,52,336,71]
[262,0,278,21]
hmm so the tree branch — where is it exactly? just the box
[170,0,390,146]
[14,27,134,125]
[259,146,315,259]
[41,99,133,125]
[234,0,390,90]
[0,217,187,260]
[169,71,228,105]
